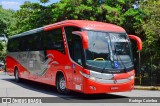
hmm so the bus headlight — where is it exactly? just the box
[129,75,135,80]
[80,71,90,78]
[89,76,96,81]
[80,71,97,81]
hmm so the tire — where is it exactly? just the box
[14,68,21,82]
[56,74,69,94]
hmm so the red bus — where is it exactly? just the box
[6,20,142,94]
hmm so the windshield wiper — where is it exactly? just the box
[114,45,127,72]
[100,34,114,73]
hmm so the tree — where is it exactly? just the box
[39,0,50,3]
[141,0,160,71]
[14,1,53,33]
[0,20,6,34]
[0,6,15,60]
[0,6,15,34]
[51,0,135,24]
[39,0,50,6]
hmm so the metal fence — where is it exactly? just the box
[135,69,160,86]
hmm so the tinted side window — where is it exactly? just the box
[8,38,20,52]
[25,34,42,51]
[64,27,83,65]
[8,29,64,52]
[20,36,30,51]
[7,39,12,52]
[64,27,81,56]
[72,35,83,65]
[8,32,43,52]
[65,27,81,44]
[7,39,13,52]
[42,28,65,53]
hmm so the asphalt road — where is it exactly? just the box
[0,71,160,106]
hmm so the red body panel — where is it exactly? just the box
[83,70,135,94]
[83,78,134,94]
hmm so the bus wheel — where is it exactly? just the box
[56,74,68,94]
[14,68,20,82]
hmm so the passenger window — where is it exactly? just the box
[28,34,42,51]
[42,28,65,53]
[8,39,19,52]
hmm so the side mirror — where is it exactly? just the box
[128,35,142,78]
[128,35,142,51]
[72,31,88,49]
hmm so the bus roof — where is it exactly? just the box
[10,20,126,39]
[44,20,126,32]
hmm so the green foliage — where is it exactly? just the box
[39,0,50,4]
[0,6,15,60]
[121,8,144,34]
[0,20,6,34]
[51,0,136,26]
[141,0,160,71]
[13,1,53,33]
[0,6,15,35]
[7,0,142,36]
[0,41,6,60]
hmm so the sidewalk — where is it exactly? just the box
[134,86,160,91]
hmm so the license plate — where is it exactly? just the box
[111,86,119,90]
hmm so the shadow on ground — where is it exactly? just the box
[1,75,129,102]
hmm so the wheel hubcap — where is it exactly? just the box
[59,77,66,91]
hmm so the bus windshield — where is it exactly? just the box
[85,30,133,73]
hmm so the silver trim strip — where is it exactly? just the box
[90,70,114,80]
[80,70,134,84]
[96,78,131,84]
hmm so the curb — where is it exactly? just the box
[134,86,160,91]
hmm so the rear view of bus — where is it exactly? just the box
[6,20,142,94]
